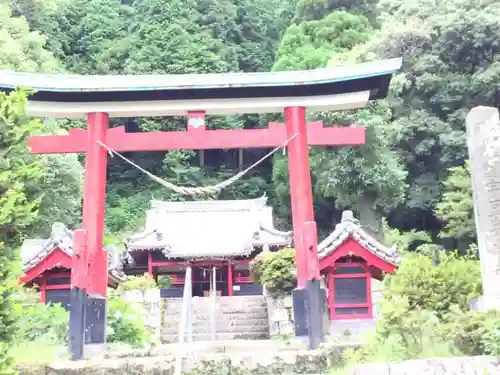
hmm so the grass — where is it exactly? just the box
[11,339,68,364]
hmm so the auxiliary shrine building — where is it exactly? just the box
[20,197,399,321]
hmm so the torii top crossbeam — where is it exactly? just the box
[0,58,401,118]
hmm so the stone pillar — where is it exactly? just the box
[466,106,500,310]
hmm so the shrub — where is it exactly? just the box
[482,316,500,355]
[370,252,483,358]
[376,296,451,357]
[157,275,171,289]
[382,252,481,318]
[441,307,500,356]
[257,248,296,296]
[14,288,68,344]
[250,252,265,284]
[106,291,148,347]
[117,275,158,294]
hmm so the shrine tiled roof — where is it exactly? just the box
[125,196,292,259]
[20,223,126,283]
[318,211,400,265]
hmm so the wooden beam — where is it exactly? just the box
[28,122,365,154]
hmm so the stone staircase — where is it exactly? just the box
[161,295,270,343]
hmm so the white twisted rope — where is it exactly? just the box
[96,132,297,196]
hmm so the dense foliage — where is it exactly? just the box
[14,289,68,344]
[0,0,489,250]
[251,248,296,295]
[340,251,500,366]
[107,291,148,347]
[0,89,44,374]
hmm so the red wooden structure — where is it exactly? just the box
[317,211,399,320]
[20,223,125,307]
[0,57,402,356]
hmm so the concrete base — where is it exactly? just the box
[470,295,500,312]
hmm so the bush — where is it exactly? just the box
[382,252,481,318]
[14,288,68,345]
[369,252,484,359]
[250,252,265,284]
[117,275,158,294]
[106,292,148,347]
[441,307,500,356]
[256,248,296,296]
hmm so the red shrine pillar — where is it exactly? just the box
[70,112,109,350]
[284,106,324,348]
[83,112,109,297]
[285,106,314,288]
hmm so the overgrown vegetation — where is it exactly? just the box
[2,0,500,369]
[333,250,500,372]
[251,248,296,296]
[107,291,148,347]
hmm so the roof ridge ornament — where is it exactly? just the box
[318,210,400,266]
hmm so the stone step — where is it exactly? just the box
[164,305,268,313]
[166,298,266,303]
[163,317,269,329]
[161,331,270,343]
[165,301,267,309]
[161,323,270,335]
[165,297,267,308]
[163,314,268,324]
[164,309,268,317]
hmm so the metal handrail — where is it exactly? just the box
[174,266,192,375]
[211,266,216,342]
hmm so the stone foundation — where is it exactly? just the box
[266,294,295,336]
[348,356,500,375]
[122,289,162,344]
[16,340,355,375]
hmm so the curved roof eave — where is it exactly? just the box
[0,58,401,94]
[0,58,402,118]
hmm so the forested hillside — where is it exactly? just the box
[2,0,499,254]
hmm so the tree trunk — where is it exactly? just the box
[357,192,384,242]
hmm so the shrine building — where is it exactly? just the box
[20,223,126,308]
[123,196,292,297]
[318,211,399,320]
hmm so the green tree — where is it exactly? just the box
[312,103,407,239]
[273,11,374,71]
[294,0,379,25]
[0,3,59,72]
[0,89,43,374]
[435,162,475,252]
[357,1,500,237]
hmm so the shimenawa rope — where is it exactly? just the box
[96,132,298,196]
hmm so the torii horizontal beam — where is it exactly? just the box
[28,121,365,154]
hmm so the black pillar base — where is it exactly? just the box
[69,290,106,360]
[69,288,87,360]
[85,296,106,345]
[306,279,324,349]
[292,283,325,349]
[292,288,308,337]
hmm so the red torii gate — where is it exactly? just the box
[12,57,401,358]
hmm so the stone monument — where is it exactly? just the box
[466,106,500,311]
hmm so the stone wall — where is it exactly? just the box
[348,356,500,375]
[266,292,329,337]
[266,294,295,336]
[122,289,162,344]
